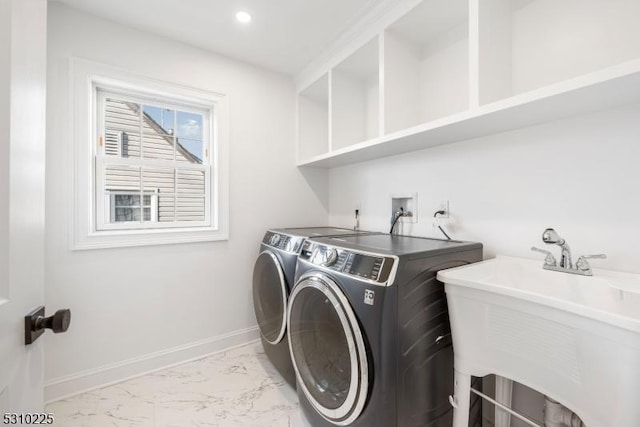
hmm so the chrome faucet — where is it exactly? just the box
[542,228,572,268]
[531,228,606,276]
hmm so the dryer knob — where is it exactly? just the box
[269,234,281,246]
[323,249,338,266]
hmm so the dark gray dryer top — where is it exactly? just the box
[310,234,482,257]
[269,226,377,238]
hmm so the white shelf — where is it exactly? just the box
[298,60,640,168]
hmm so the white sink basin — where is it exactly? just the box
[438,256,640,427]
[440,255,640,332]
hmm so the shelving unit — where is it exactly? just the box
[297,73,329,160]
[331,37,380,150]
[384,0,469,133]
[296,0,640,168]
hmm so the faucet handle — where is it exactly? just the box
[531,246,557,267]
[576,254,607,272]
[579,254,607,259]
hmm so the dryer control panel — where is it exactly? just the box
[299,241,395,284]
[262,231,304,254]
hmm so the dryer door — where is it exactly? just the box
[287,273,369,426]
[252,251,287,344]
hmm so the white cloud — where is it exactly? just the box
[180,119,201,139]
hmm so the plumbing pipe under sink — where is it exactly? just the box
[544,397,585,427]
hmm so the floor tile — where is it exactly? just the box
[46,342,308,427]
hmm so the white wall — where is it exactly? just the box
[365,75,379,139]
[298,95,329,159]
[419,26,468,122]
[332,71,368,150]
[45,3,328,401]
[331,71,379,149]
[384,30,421,133]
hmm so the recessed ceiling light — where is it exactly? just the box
[236,11,252,23]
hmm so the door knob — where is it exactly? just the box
[36,309,71,333]
[25,306,71,345]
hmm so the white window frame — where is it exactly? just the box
[71,58,229,249]
[107,190,158,224]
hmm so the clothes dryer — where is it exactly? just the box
[252,227,377,388]
[287,234,483,426]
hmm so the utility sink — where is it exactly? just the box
[438,256,640,427]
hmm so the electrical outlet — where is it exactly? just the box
[438,200,450,218]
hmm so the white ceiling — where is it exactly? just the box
[51,0,382,76]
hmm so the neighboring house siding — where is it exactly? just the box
[103,99,205,222]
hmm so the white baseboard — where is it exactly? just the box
[45,326,260,404]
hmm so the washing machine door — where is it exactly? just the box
[287,273,369,426]
[252,251,287,345]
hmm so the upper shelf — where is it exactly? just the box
[298,59,640,168]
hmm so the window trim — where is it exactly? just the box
[70,58,229,250]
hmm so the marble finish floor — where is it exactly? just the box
[46,342,311,427]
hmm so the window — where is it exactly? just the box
[108,191,157,223]
[95,90,211,231]
[71,59,228,249]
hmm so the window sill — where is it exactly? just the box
[72,226,228,250]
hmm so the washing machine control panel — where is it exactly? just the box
[343,253,384,281]
[299,242,394,283]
